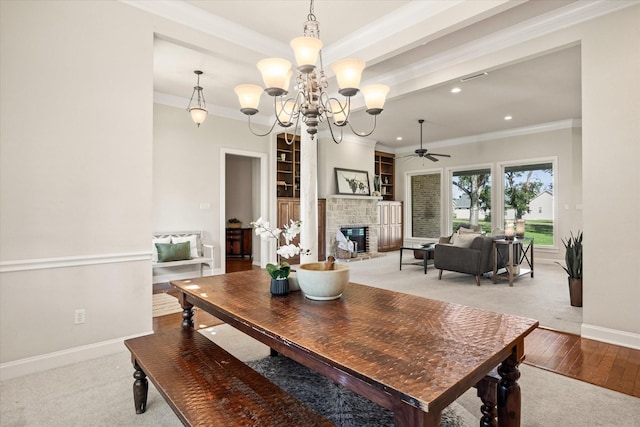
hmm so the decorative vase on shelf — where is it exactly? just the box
[270,277,289,296]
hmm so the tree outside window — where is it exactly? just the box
[503,162,554,245]
[452,168,491,233]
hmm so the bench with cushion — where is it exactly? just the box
[124,328,334,426]
[152,231,214,279]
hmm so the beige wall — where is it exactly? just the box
[0,0,153,374]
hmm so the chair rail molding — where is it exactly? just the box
[0,252,151,273]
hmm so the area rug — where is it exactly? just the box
[246,355,467,427]
[151,292,183,317]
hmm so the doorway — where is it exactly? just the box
[220,149,269,274]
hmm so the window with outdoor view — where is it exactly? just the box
[503,162,554,246]
[452,168,492,234]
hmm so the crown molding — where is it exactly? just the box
[374,0,635,91]
[396,119,581,154]
[119,0,289,57]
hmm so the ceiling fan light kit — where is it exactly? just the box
[234,0,390,144]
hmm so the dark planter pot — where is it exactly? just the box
[568,277,583,307]
[270,278,289,296]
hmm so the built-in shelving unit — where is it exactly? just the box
[276,133,300,198]
[374,151,395,201]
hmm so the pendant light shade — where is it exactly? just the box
[234,84,263,115]
[187,70,207,127]
[290,36,323,73]
[331,58,365,96]
[361,84,390,115]
[257,58,292,96]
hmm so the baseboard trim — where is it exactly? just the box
[581,323,640,350]
[0,330,154,381]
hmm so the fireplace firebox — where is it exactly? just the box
[339,226,368,253]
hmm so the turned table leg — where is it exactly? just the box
[476,375,498,427]
[497,352,521,427]
[178,292,194,329]
[132,360,148,414]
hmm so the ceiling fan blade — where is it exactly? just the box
[430,153,451,158]
[395,153,417,159]
[426,154,439,162]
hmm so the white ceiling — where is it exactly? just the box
[139,0,601,152]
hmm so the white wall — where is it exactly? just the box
[580,7,640,347]
[0,0,153,377]
[153,103,271,271]
[317,134,377,198]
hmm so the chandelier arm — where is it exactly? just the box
[346,114,378,138]
[246,116,280,137]
[325,117,344,144]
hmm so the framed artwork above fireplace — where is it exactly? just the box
[335,168,371,196]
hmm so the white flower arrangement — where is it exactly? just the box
[251,217,310,278]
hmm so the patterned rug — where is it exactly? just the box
[246,355,466,427]
[152,293,183,317]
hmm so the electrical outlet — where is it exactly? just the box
[74,309,86,324]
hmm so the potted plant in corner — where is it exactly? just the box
[251,217,309,296]
[556,231,583,307]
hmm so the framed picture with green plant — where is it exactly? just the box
[335,168,370,196]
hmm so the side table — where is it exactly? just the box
[492,238,534,286]
[399,244,435,274]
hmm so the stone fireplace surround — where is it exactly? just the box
[325,195,381,258]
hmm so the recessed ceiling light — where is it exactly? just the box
[396,137,403,141]
[504,115,513,121]
[451,87,461,94]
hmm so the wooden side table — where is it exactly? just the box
[225,227,252,259]
[492,238,534,286]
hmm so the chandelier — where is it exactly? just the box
[234,0,389,144]
[187,70,207,127]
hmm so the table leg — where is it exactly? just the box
[393,401,441,427]
[497,351,521,427]
[132,360,148,414]
[424,253,428,274]
[178,292,195,328]
[399,248,403,271]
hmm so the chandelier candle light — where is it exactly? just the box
[187,70,207,127]
[234,0,390,144]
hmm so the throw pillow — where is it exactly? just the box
[172,235,199,258]
[453,233,480,248]
[152,236,171,262]
[458,227,475,234]
[155,242,192,262]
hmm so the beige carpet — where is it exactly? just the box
[152,293,183,317]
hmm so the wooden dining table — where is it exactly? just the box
[171,269,538,427]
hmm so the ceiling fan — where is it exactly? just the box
[399,119,451,162]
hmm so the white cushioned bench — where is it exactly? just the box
[152,231,214,279]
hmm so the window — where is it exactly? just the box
[503,162,554,246]
[452,168,492,234]
[410,172,441,238]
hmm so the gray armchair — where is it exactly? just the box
[434,235,495,286]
